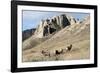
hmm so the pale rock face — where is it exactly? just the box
[34,14,77,38]
[59,14,70,28]
[66,15,77,25]
[34,19,50,38]
[34,20,44,38]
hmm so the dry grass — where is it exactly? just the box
[22,23,90,62]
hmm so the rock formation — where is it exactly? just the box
[34,14,77,38]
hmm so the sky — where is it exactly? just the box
[22,10,89,31]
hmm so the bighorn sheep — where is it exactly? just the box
[41,44,72,56]
[41,50,50,57]
[55,44,72,55]
[55,50,63,55]
[67,44,72,51]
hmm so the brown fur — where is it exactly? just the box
[41,50,50,56]
[67,44,72,51]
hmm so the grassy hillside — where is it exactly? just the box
[22,22,90,62]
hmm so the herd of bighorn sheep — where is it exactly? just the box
[41,44,72,57]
